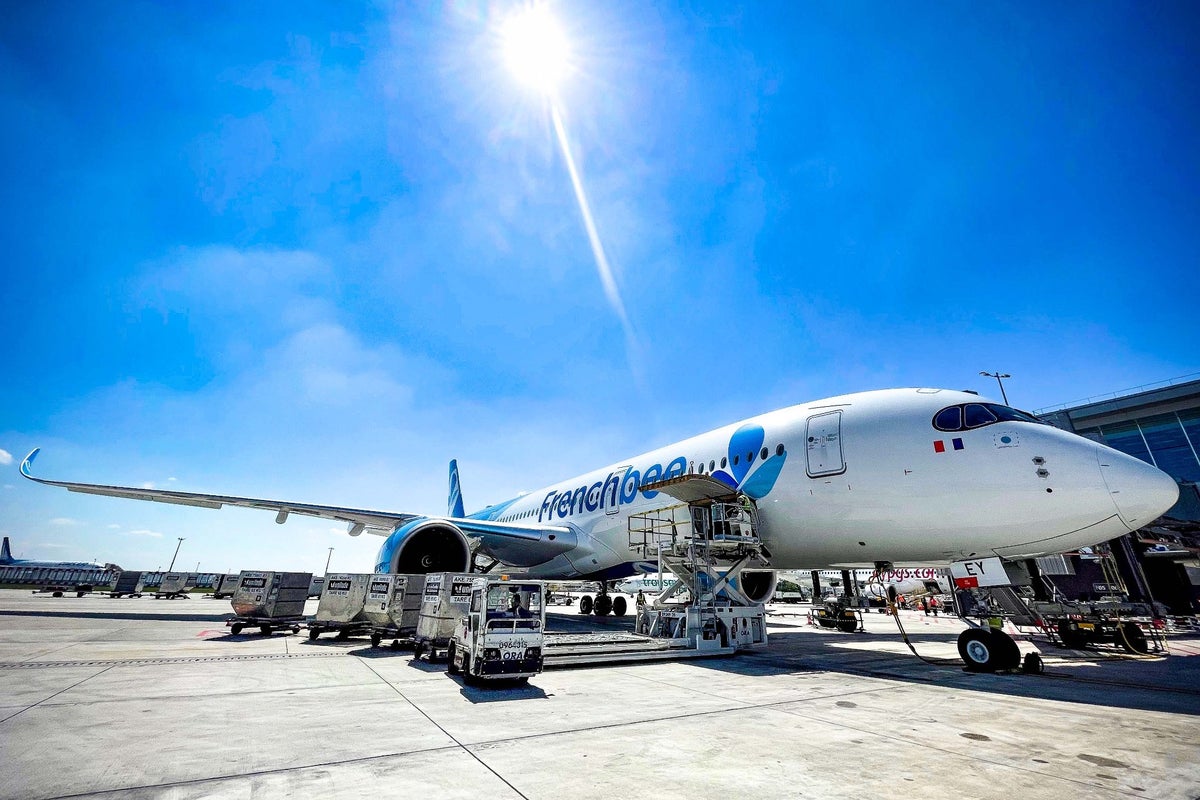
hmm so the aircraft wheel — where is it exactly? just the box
[308,628,320,641]
[594,595,612,616]
[1057,621,1089,649]
[578,595,593,615]
[611,596,627,617]
[958,628,1000,672]
[1118,622,1149,654]
[447,644,459,674]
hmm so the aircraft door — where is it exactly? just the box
[805,411,845,477]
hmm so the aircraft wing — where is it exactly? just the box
[20,448,415,535]
[19,449,578,567]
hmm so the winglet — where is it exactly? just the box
[1,536,11,563]
[448,459,465,518]
[19,448,41,481]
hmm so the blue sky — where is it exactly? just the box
[1,1,1197,573]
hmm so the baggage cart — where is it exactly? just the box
[368,574,426,647]
[413,572,475,660]
[155,572,190,599]
[107,571,144,598]
[211,573,240,599]
[307,573,374,640]
[227,570,312,636]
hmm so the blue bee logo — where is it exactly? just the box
[711,424,787,499]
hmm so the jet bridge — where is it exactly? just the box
[624,475,772,652]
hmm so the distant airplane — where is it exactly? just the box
[23,387,1177,616]
[0,536,111,571]
[613,573,675,595]
[799,568,950,599]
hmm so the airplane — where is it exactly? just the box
[21,387,1178,667]
[0,535,111,571]
[613,573,675,595]
[796,568,950,599]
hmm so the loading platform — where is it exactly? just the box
[542,630,735,667]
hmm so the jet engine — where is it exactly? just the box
[737,569,778,603]
[376,518,471,574]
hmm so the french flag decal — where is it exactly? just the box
[933,438,965,453]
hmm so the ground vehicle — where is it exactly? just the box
[447,578,545,685]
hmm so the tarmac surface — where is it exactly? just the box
[3,589,1199,799]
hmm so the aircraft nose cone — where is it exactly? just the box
[1099,449,1180,531]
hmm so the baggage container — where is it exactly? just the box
[414,572,475,659]
[109,571,144,598]
[155,572,189,599]
[212,573,240,599]
[230,571,312,618]
[308,576,326,598]
[361,574,398,627]
[386,574,427,633]
[314,573,373,623]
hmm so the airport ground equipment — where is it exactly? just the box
[949,556,1165,669]
[227,571,311,635]
[370,573,426,648]
[31,584,94,598]
[413,572,476,660]
[307,573,375,640]
[308,576,326,598]
[448,578,545,684]
[154,572,189,599]
[211,573,240,599]
[106,571,145,598]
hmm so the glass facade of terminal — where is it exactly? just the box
[1076,409,1200,483]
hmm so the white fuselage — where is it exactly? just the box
[466,388,1178,580]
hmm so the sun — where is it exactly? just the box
[501,4,571,95]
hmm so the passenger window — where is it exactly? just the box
[760,447,769,460]
[776,444,785,456]
[709,460,715,472]
[964,403,998,428]
[934,406,962,431]
[720,457,727,468]
[733,455,739,466]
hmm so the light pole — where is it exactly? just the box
[167,537,185,573]
[979,371,1011,405]
[324,547,334,576]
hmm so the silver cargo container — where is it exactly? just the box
[110,571,144,597]
[415,572,475,653]
[231,571,312,618]
[158,573,189,594]
[212,573,240,599]
[360,574,398,627]
[308,576,326,598]
[315,573,374,623]
[384,574,427,633]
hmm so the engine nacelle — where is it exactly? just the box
[737,569,778,604]
[374,518,471,574]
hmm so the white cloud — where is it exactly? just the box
[107,524,121,530]
[168,477,178,482]
[49,517,81,526]
[3,484,13,490]
[141,482,156,489]
[124,529,164,538]
[0,449,12,465]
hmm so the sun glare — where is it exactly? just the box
[502,4,571,95]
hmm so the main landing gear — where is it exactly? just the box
[577,585,627,617]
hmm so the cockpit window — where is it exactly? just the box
[933,403,1043,432]
[964,403,998,428]
[934,406,962,431]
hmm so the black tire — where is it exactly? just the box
[958,628,999,672]
[413,643,425,660]
[336,629,350,641]
[1057,621,1089,650]
[579,595,593,615]
[462,655,479,686]
[514,676,529,686]
[371,633,382,648]
[231,623,243,635]
[52,591,63,598]
[260,625,272,636]
[308,628,320,641]
[447,644,459,674]
[594,595,613,616]
[290,626,300,634]
[836,616,857,633]
[612,596,627,617]
[1118,622,1149,654]
[1022,652,1045,674]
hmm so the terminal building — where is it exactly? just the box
[1036,375,1200,614]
